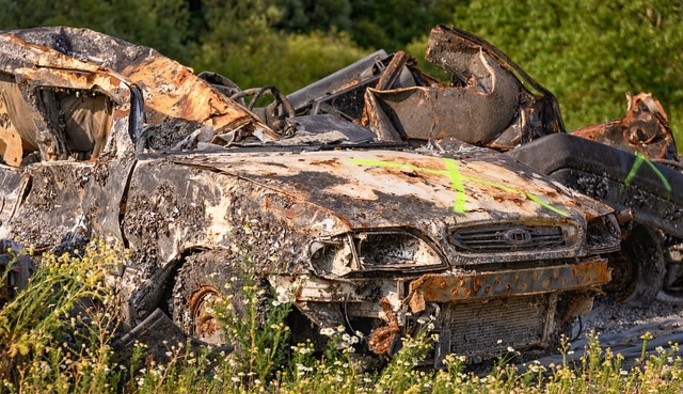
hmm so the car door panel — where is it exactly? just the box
[0,165,27,238]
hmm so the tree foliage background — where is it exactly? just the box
[1,0,682,146]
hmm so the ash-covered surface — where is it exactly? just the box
[524,295,683,369]
[581,296,683,337]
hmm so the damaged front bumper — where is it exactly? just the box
[406,259,610,308]
[282,258,610,363]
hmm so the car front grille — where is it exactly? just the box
[450,225,565,253]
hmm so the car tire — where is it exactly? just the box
[661,243,683,296]
[605,225,665,308]
[170,250,248,345]
[0,239,35,306]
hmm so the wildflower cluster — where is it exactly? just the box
[3,241,683,393]
[284,325,367,393]
[210,262,292,388]
[0,239,124,392]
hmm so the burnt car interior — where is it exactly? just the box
[39,87,113,160]
[0,72,114,166]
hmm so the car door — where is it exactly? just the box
[0,165,27,238]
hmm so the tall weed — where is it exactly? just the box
[1,241,683,393]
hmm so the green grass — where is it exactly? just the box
[1,241,683,393]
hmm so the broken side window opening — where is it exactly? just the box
[36,86,114,162]
[0,73,115,166]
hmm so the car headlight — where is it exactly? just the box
[586,214,621,253]
[310,230,445,275]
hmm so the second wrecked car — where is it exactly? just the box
[0,27,622,364]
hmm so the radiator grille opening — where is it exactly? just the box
[450,225,565,253]
[441,295,550,358]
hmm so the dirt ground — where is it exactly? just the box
[528,294,683,367]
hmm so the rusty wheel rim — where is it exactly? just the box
[188,285,223,344]
[604,254,637,301]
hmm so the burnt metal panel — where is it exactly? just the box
[362,25,564,148]
[407,259,609,308]
[123,158,340,269]
[363,74,520,143]
[0,165,27,237]
[509,133,683,239]
[119,55,274,141]
[8,162,93,251]
[572,93,677,161]
[169,150,609,226]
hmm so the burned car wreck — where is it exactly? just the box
[0,25,649,364]
[278,25,683,309]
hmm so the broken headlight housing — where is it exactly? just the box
[310,230,446,275]
[586,214,621,253]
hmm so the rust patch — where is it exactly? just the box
[572,92,677,160]
[368,297,400,355]
[407,259,610,310]
[187,284,222,344]
[0,96,22,167]
[338,78,362,92]
[121,56,263,134]
[409,290,426,313]
[375,51,413,91]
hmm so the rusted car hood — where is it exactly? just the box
[167,149,611,232]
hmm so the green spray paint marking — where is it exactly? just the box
[351,158,570,217]
[466,175,570,217]
[525,193,571,217]
[624,151,672,193]
[444,158,467,213]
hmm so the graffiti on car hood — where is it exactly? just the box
[168,149,610,228]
